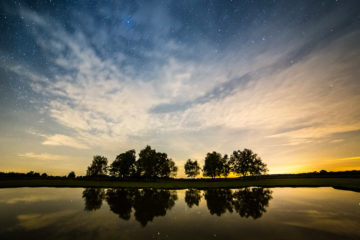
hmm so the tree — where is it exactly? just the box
[203,152,229,178]
[230,149,267,176]
[67,171,76,178]
[110,150,136,178]
[221,154,231,177]
[86,155,108,176]
[184,159,201,178]
[137,146,177,178]
[26,171,40,177]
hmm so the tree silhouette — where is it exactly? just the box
[203,152,229,178]
[67,171,76,178]
[26,171,40,177]
[137,145,177,178]
[106,189,137,220]
[184,189,201,208]
[110,150,136,178]
[82,188,105,211]
[232,188,272,219]
[184,159,201,178]
[230,149,267,176]
[86,155,108,176]
[221,154,231,177]
[204,189,233,216]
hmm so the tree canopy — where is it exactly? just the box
[103,146,178,179]
[67,171,76,178]
[203,152,230,178]
[230,149,268,176]
[86,155,108,176]
[110,150,136,178]
[137,145,177,178]
[85,146,267,179]
[184,159,201,178]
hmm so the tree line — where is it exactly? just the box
[2,169,359,181]
[86,145,268,179]
[86,145,178,178]
[186,148,268,178]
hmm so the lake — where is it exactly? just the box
[0,187,359,239]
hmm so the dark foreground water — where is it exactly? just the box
[0,187,359,240]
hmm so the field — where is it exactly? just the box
[1,177,360,191]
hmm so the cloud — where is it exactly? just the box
[42,134,89,150]
[338,156,360,161]
[17,210,77,230]
[4,3,360,173]
[18,152,71,161]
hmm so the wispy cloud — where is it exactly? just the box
[338,156,360,161]
[42,135,89,150]
[18,152,72,161]
[2,3,360,173]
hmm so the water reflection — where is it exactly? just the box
[202,188,273,218]
[82,188,105,211]
[106,189,136,220]
[232,188,272,219]
[133,189,177,226]
[184,189,201,208]
[82,187,273,224]
[204,189,234,216]
[1,187,359,239]
[85,188,178,226]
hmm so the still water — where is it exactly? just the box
[0,187,359,240]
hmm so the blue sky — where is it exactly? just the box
[1,0,360,176]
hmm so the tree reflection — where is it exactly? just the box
[133,189,178,226]
[232,188,272,219]
[83,187,272,223]
[82,188,105,211]
[185,189,201,208]
[204,187,272,219]
[105,189,137,220]
[104,188,178,226]
[204,189,233,216]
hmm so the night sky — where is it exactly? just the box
[1,0,360,176]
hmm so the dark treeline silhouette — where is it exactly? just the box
[82,188,177,226]
[81,187,273,224]
[86,145,178,179]
[186,148,268,178]
[1,170,360,181]
[1,144,360,181]
[85,147,268,179]
[0,171,78,180]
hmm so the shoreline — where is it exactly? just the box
[1,177,360,191]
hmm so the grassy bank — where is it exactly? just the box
[1,177,360,191]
